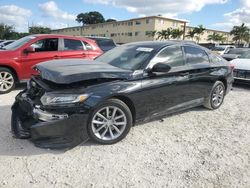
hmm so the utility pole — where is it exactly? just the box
[183,22,186,40]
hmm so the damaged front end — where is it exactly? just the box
[11,77,90,149]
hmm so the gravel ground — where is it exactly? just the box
[0,84,250,188]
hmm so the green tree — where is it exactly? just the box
[76,11,105,25]
[106,18,117,22]
[193,25,206,43]
[171,28,184,39]
[0,24,15,39]
[157,28,172,40]
[208,32,227,43]
[230,23,250,44]
[186,29,196,41]
[146,30,157,38]
[29,26,51,34]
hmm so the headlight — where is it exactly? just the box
[40,93,89,106]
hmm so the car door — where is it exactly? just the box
[138,45,193,119]
[83,41,102,59]
[59,38,89,59]
[20,38,59,78]
[183,46,214,99]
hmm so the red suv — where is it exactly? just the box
[0,34,103,94]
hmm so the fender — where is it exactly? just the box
[0,60,23,81]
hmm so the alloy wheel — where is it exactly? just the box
[0,71,14,92]
[212,84,224,107]
[91,106,127,141]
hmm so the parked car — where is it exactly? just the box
[85,36,116,52]
[222,48,250,61]
[11,41,234,149]
[231,51,250,83]
[212,45,235,55]
[0,34,103,94]
[0,40,15,49]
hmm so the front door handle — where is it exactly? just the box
[54,55,61,59]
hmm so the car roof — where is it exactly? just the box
[122,41,204,50]
[27,34,96,43]
[84,36,113,40]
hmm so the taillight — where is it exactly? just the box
[229,64,235,71]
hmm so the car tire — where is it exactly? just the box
[204,81,226,110]
[0,67,15,94]
[87,98,133,144]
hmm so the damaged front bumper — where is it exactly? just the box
[11,91,89,149]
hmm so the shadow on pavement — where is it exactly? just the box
[0,105,67,156]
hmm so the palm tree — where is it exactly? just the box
[207,32,220,43]
[208,32,227,44]
[146,30,157,39]
[186,29,196,41]
[171,28,184,39]
[157,28,172,40]
[193,25,206,43]
[230,23,250,44]
[217,34,227,44]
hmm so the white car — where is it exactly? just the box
[212,45,235,55]
[231,52,250,82]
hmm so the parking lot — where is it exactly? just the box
[0,84,249,187]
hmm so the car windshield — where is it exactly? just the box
[239,51,250,59]
[96,46,154,70]
[213,46,225,51]
[3,36,36,50]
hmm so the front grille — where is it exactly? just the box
[233,69,250,80]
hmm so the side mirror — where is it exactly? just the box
[24,46,35,54]
[151,63,171,73]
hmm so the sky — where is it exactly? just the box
[0,0,249,32]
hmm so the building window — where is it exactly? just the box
[128,32,132,37]
[77,28,79,31]
[135,31,140,36]
[135,21,141,25]
[128,22,133,26]
[172,22,177,28]
[146,19,151,24]
[159,19,164,24]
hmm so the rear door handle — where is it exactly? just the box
[180,72,189,76]
[54,55,61,59]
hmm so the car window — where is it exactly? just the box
[31,38,58,52]
[239,52,250,59]
[209,53,224,63]
[151,46,184,67]
[96,39,116,51]
[184,46,209,64]
[64,39,84,51]
[83,41,93,50]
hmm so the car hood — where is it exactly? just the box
[35,59,133,84]
[231,59,250,70]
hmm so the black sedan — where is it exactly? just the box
[11,41,234,149]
